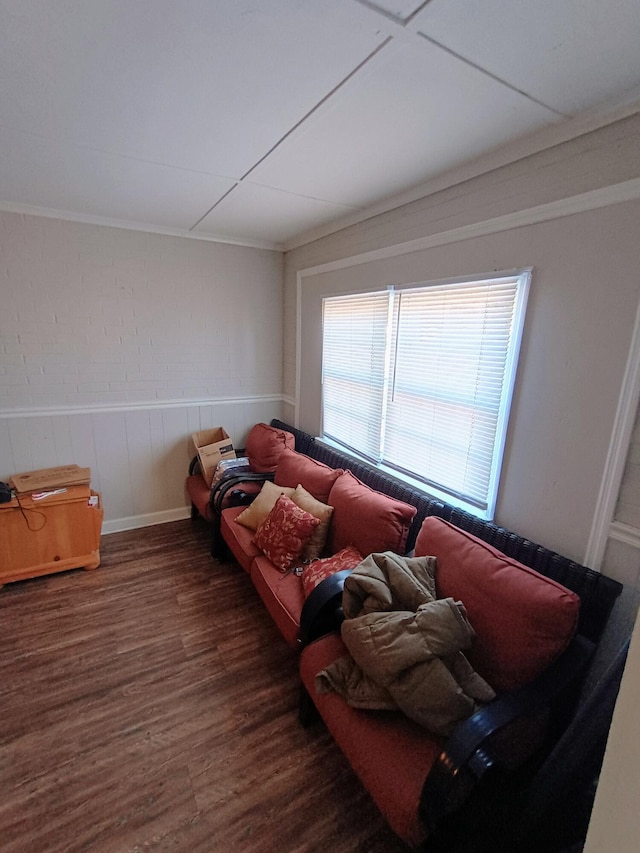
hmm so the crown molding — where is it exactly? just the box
[284,96,640,252]
[0,201,283,252]
[297,177,640,280]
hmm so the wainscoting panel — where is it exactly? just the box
[0,398,283,532]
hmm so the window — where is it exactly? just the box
[321,270,531,519]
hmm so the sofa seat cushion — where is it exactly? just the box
[220,506,262,573]
[300,632,441,848]
[274,448,343,504]
[414,517,580,693]
[245,422,295,473]
[328,471,417,557]
[251,555,305,649]
[186,473,215,521]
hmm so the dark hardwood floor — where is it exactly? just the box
[0,519,410,853]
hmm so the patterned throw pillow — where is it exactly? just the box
[253,494,321,572]
[301,545,363,598]
[235,480,296,531]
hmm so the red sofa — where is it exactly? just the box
[186,421,295,554]
[299,516,586,848]
[219,440,419,649]
[187,420,623,851]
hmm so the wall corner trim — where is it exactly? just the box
[585,298,640,569]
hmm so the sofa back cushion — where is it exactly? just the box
[245,422,295,474]
[414,517,580,693]
[274,448,343,504]
[328,471,417,557]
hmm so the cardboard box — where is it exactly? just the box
[11,464,91,494]
[192,428,235,486]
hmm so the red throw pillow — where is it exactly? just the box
[301,546,364,598]
[245,423,295,473]
[253,494,320,572]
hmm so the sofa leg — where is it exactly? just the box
[211,527,221,559]
[190,502,199,520]
[212,536,230,561]
[298,683,320,727]
[211,518,231,561]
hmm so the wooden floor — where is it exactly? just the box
[0,519,410,853]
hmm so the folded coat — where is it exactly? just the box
[316,551,495,736]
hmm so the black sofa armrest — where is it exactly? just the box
[210,471,274,515]
[297,569,352,648]
[420,633,595,836]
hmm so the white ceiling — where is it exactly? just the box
[1,0,639,250]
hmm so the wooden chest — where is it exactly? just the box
[0,485,103,587]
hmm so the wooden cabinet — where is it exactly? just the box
[0,485,103,587]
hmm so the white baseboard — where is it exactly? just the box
[102,506,192,535]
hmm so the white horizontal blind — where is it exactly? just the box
[322,290,391,460]
[384,279,519,510]
[321,271,529,517]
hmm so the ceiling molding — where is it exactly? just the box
[0,200,284,252]
[2,0,640,250]
[296,176,640,278]
[284,94,640,251]
[3,90,639,257]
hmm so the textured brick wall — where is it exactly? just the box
[0,212,283,410]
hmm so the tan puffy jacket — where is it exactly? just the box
[316,551,495,736]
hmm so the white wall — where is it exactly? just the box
[293,200,640,564]
[583,611,640,853]
[0,212,284,529]
[285,112,640,848]
[284,112,640,567]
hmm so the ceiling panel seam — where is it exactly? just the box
[352,0,567,117]
[416,32,568,117]
[188,183,239,232]
[192,35,393,231]
[238,37,392,184]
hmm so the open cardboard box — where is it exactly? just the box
[192,427,235,486]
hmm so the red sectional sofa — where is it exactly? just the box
[187,420,624,851]
[220,443,419,649]
[299,517,584,848]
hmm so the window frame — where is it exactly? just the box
[320,268,532,520]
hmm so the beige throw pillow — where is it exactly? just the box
[234,480,296,531]
[292,484,334,561]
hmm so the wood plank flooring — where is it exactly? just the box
[0,519,410,853]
